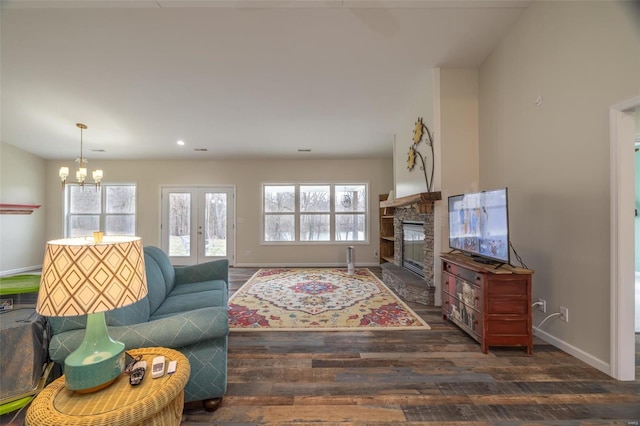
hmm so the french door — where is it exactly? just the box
[161,186,235,265]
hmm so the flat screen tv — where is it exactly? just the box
[448,188,510,264]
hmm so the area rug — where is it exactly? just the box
[228,268,430,331]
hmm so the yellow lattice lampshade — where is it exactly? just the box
[37,236,147,317]
[36,236,147,393]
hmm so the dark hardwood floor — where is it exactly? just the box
[181,266,640,425]
[2,267,638,425]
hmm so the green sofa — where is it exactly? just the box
[47,246,229,408]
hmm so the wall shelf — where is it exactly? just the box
[0,204,41,215]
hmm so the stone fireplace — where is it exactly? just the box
[381,194,438,306]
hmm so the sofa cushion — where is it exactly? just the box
[150,290,224,320]
[143,252,171,314]
[144,246,177,294]
[169,279,227,297]
[106,297,150,326]
[48,315,86,335]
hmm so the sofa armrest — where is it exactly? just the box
[48,307,229,364]
[174,258,229,285]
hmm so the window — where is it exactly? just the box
[65,184,137,238]
[263,183,367,243]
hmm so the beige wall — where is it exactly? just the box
[44,157,393,266]
[439,68,481,254]
[393,68,435,199]
[0,142,46,274]
[479,1,639,367]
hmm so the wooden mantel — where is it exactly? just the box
[379,192,442,210]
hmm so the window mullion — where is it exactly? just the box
[295,184,300,242]
[330,185,335,242]
[101,185,106,234]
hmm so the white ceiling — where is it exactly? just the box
[1,0,532,160]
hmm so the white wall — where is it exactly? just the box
[44,157,393,267]
[479,0,639,369]
[0,142,46,274]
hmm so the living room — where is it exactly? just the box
[1,0,639,423]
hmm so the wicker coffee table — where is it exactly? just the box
[25,347,189,426]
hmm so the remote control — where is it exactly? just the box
[129,361,147,386]
[167,360,177,374]
[151,356,165,379]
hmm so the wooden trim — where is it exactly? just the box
[379,192,442,209]
[0,204,41,215]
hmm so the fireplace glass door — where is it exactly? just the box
[402,222,425,277]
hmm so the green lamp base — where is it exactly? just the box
[64,311,125,393]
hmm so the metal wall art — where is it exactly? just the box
[406,117,435,193]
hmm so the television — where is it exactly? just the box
[448,188,510,264]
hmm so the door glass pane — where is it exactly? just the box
[265,215,294,241]
[205,193,227,256]
[169,193,191,256]
[335,185,366,212]
[336,213,365,241]
[300,214,330,241]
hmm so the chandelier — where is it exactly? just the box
[59,123,103,189]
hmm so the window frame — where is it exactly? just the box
[262,182,369,245]
[64,183,138,238]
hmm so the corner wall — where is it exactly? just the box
[0,142,46,274]
[479,0,640,369]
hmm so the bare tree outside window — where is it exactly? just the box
[264,186,295,241]
[263,183,368,243]
[169,193,191,256]
[336,185,366,241]
[205,193,227,256]
[66,184,136,238]
[300,185,330,241]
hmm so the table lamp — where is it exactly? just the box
[36,236,147,393]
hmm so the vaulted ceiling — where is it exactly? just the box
[1,0,532,160]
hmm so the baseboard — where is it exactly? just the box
[232,262,382,268]
[0,265,43,277]
[533,327,610,376]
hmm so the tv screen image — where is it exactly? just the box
[448,188,510,264]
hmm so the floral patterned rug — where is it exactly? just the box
[228,268,430,331]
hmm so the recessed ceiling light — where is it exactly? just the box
[177,140,185,146]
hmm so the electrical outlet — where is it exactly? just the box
[537,298,546,313]
[374,249,379,259]
[559,306,569,322]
